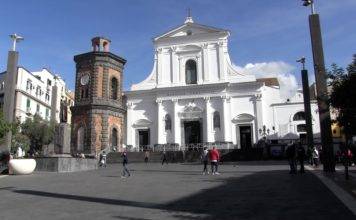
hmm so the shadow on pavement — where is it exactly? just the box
[12,170,355,220]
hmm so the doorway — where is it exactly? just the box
[184,121,201,144]
[240,125,252,149]
[138,129,150,148]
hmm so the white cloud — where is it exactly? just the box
[233,61,298,99]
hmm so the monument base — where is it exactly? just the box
[35,157,97,172]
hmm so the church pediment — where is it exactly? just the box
[154,22,228,41]
[232,114,255,123]
[132,119,152,128]
[178,102,203,119]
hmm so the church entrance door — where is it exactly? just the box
[138,129,150,150]
[184,121,201,145]
[240,126,252,149]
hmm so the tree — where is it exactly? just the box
[329,54,356,143]
[21,114,55,153]
[0,109,16,145]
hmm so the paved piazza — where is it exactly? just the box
[0,162,355,220]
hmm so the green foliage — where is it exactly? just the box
[11,133,30,154]
[20,114,55,153]
[0,109,15,144]
[329,54,356,139]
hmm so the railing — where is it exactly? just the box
[126,143,236,152]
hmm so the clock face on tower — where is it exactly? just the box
[80,74,90,86]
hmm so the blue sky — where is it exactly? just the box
[0,0,355,91]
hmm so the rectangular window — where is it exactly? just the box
[45,93,50,101]
[47,79,52,86]
[26,80,31,90]
[46,108,49,118]
[36,86,41,96]
[36,104,40,112]
[27,99,31,108]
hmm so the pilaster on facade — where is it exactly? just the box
[202,43,209,82]
[204,96,213,142]
[154,50,159,85]
[156,48,163,86]
[101,113,109,151]
[221,95,231,142]
[156,99,164,144]
[196,55,203,84]
[126,102,133,146]
[253,93,263,141]
[178,57,184,85]
[217,41,226,82]
[102,66,109,99]
[172,98,181,146]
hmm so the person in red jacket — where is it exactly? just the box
[209,146,220,175]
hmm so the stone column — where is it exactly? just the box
[222,96,232,142]
[156,99,164,145]
[50,84,58,123]
[2,51,18,151]
[202,43,209,82]
[204,97,213,143]
[173,99,181,146]
[126,102,133,147]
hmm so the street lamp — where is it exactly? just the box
[296,57,315,153]
[302,0,315,14]
[301,0,335,172]
[9,33,24,51]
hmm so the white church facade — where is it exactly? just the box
[125,16,320,150]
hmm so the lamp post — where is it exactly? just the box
[297,57,314,152]
[1,34,24,152]
[301,0,335,172]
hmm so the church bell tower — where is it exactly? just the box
[71,37,126,155]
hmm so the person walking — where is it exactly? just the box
[99,151,107,168]
[296,143,305,173]
[286,142,297,174]
[161,151,168,165]
[144,150,149,163]
[312,147,319,167]
[201,147,209,175]
[121,151,131,178]
[209,146,220,175]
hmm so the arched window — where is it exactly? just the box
[77,127,84,152]
[111,77,118,100]
[293,111,305,121]
[213,111,221,129]
[165,114,172,131]
[185,60,197,84]
[112,128,118,148]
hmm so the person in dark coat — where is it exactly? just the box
[161,151,168,165]
[121,151,131,178]
[297,143,306,173]
[286,142,297,174]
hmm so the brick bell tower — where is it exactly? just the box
[71,37,126,155]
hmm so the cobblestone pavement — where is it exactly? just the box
[0,162,355,220]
